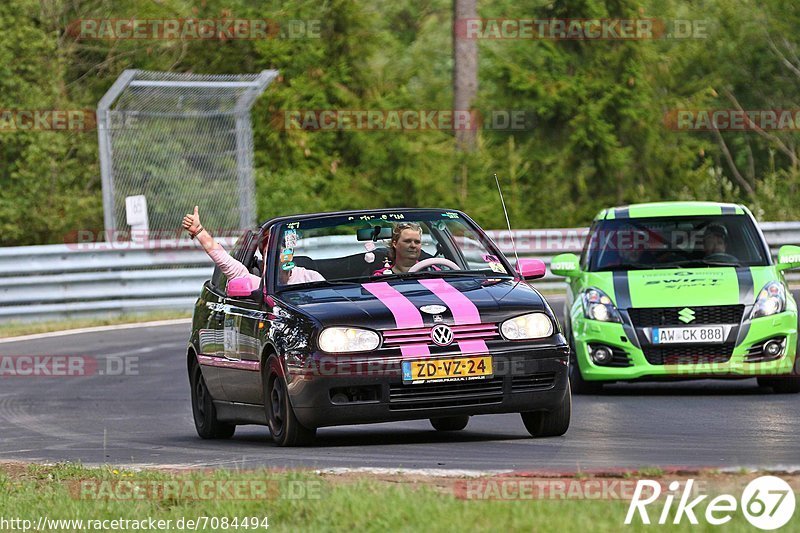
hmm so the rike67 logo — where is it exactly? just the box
[625,476,796,530]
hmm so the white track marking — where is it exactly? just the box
[0,318,192,344]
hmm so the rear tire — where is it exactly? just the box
[264,357,316,446]
[430,416,469,431]
[190,362,236,439]
[521,382,571,437]
[757,376,800,394]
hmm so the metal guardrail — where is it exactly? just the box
[1,223,799,322]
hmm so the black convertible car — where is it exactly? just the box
[187,208,570,446]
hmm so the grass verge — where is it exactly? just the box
[0,463,796,532]
[0,310,192,339]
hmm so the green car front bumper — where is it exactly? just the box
[573,310,798,381]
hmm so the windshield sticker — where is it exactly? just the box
[482,254,506,273]
[364,241,376,263]
[284,229,298,248]
[286,222,301,229]
[281,261,296,271]
[280,248,294,263]
[348,213,406,221]
[442,212,460,219]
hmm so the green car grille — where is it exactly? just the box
[628,305,744,327]
[641,343,736,365]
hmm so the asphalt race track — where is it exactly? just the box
[1,297,798,472]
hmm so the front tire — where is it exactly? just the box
[757,376,800,394]
[430,416,469,431]
[264,357,316,446]
[190,362,235,439]
[521,382,571,437]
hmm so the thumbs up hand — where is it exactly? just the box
[182,205,203,236]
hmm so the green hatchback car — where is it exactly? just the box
[551,201,800,394]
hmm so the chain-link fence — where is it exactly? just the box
[97,69,278,241]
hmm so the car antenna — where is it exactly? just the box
[494,173,521,270]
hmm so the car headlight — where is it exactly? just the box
[501,313,553,340]
[318,327,380,353]
[581,287,621,323]
[751,281,786,319]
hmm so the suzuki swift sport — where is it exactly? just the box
[550,202,800,394]
[187,208,570,446]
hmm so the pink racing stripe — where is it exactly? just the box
[457,339,488,355]
[363,282,424,328]
[418,278,489,355]
[197,354,261,372]
[363,282,430,358]
[418,278,481,324]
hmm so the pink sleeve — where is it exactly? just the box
[208,246,261,286]
[287,267,326,284]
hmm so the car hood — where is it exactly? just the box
[276,277,549,328]
[584,266,777,308]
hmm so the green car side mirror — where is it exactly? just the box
[550,252,581,277]
[777,245,800,271]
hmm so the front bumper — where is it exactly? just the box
[284,345,569,428]
[574,311,798,381]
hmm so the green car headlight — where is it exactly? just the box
[581,287,622,323]
[501,312,554,340]
[751,281,786,319]
[318,327,381,353]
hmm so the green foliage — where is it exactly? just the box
[2,0,800,245]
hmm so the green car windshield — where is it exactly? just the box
[583,215,771,271]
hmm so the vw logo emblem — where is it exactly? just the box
[431,324,454,346]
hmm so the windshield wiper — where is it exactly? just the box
[594,262,657,272]
[279,277,365,289]
[655,259,743,269]
[367,271,512,282]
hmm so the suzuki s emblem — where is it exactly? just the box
[431,324,454,346]
[420,305,448,315]
[678,308,696,323]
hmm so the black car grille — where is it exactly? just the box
[628,306,744,327]
[388,377,504,411]
[511,372,557,392]
[387,372,557,410]
[642,343,735,365]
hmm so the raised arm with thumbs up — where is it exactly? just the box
[182,205,260,286]
[182,205,216,252]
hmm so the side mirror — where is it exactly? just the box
[515,258,546,280]
[550,253,581,277]
[777,245,800,271]
[227,277,257,298]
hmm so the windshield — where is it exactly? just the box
[272,210,512,288]
[583,215,770,272]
